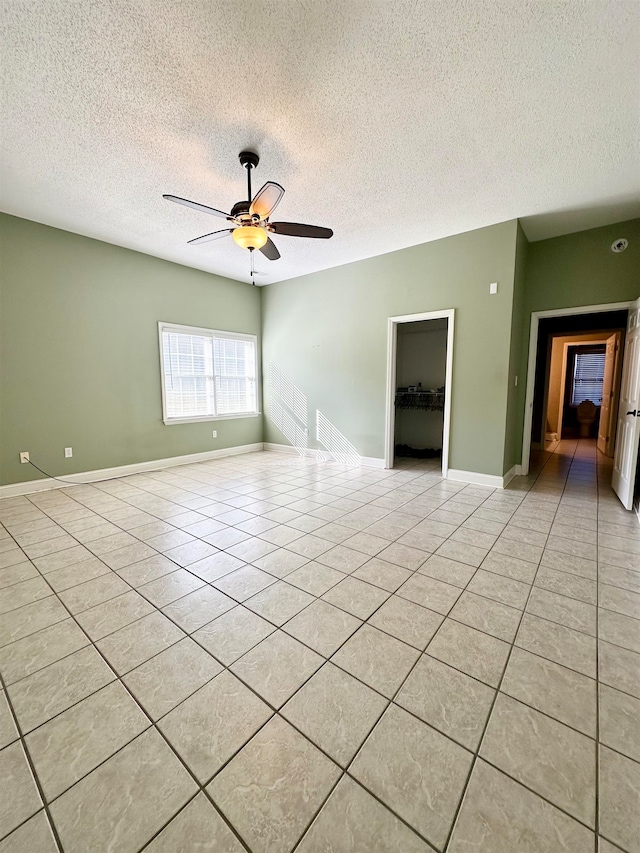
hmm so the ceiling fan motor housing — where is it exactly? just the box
[230,201,251,220]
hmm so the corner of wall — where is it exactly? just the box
[502,220,529,475]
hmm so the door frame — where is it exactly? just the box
[521,301,633,475]
[385,309,455,473]
[556,337,608,440]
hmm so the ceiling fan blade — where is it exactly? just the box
[163,195,230,219]
[188,229,233,245]
[270,222,333,239]
[250,182,285,219]
[259,237,281,261]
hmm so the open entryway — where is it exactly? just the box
[385,310,454,474]
[522,298,640,513]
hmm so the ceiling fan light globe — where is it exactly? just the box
[233,225,268,251]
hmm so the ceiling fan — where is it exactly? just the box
[164,150,333,284]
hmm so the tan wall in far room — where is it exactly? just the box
[547,332,610,436]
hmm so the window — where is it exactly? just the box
[571,349,605,406]
[159,323,258,424]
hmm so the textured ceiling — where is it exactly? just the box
[1,0,639,285]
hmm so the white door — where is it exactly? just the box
[612,297,640,510]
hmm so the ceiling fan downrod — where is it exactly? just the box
[238,150,259,206]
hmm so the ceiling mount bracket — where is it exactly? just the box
[238,150,259,170]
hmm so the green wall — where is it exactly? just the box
[3,212,636,489]
[524,218,640,315]
[513,218,640,462]
[262,220,519,477]
[0,214,262,486]
[503,222,528,472]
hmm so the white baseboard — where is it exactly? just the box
[0,443,265,499]
[264,442,319,459]
[360,456,386,469]
[447,468,512,489]
[502,465,519,487]
[264,442,385,469]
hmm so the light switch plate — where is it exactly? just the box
[489,282,498,294]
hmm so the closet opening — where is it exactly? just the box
[385,310,454,475]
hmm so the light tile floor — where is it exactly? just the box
[0,439,638,852]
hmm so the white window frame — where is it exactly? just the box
[158,322,260,425]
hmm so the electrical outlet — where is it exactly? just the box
[212,430,217,438]
[65,447,73,458]
[20,451,30,464]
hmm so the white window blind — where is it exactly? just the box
[571,351,605,406]
[213,336,257,415]
[159,324,258,423]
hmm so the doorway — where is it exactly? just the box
[544,332,623,453]
[522,301,634,473]
[385,310,454,474]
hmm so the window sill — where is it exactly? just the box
[163,412,262,426]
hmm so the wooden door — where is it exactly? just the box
[598,331,622,457]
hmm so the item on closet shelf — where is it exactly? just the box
[395,390,445,411]
[395,444,441,458]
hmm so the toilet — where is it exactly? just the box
[576,400,598,437]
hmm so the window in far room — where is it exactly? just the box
[159,322,258,424]
[571,348,606,405]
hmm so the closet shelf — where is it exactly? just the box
[395,391,445,411]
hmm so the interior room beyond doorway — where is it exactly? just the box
[530,309,628,461]
[393,318,448,472]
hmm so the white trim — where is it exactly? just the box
[263,443,385,468]
[447,467,518,489]
[502,465,519,487]
[384,309,455,474]
[263,442,301,455]
[263,443,321,460]
[521,301,633,475]
[0,443,265,499]
[163,413,262,426]
[360,456,386,469]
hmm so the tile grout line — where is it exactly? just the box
[11,471,452,851]
[286,479,530,853]
[4,504,261,852]
[442,438,591,852]
[0,669,65,851]
[0,445,631,851]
